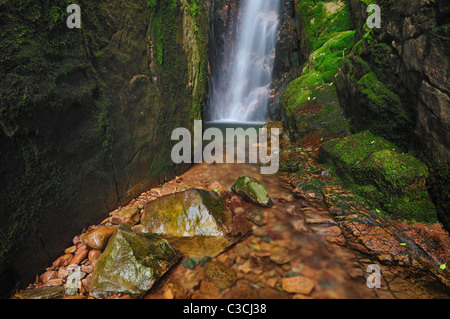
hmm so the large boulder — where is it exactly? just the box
[140,189,250,257]
[319,131,438,223]
[231,176,270,207]
[90,225,179,299]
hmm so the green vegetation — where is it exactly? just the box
[281,2,355,142]
[231,176,270,207]
[282,30,355,117]
[426,154,450,229]
[280,0,445,225]
[337,30,413,150]
[297,0,352,52]
[319,131,438,223]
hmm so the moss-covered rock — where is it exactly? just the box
[296,0,352,52]
[231,176,270,207]
[336,31,413,148]
[13,286,65,300]
[142,189,229,237]
[318,131,397,179]
[333,0,449,227]
[319,131,438,223]
[280,6,354,143]
[90,225,179,299]
[141,189,248,257]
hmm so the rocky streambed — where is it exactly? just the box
[11,157,450,299]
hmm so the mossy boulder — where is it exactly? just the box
[141,189,249,257]
[90,225,179,299]
[359,149,429,196]
[13,286,65,300]
[319,131,438,223]
[231,176,270,207]
[318,131,397,181]
[280,29,354,142]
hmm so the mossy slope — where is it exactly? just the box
[281,1,354,142]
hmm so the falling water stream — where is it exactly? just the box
[207,0,281,123]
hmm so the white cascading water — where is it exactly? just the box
[207,0,281,123]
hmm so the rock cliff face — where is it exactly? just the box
[335,0,449,228]
[0,0,209,294]
[269,0,303,121]
[205,0,247,121]
[338,0,449,160]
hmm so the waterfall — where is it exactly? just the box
[207,0,281,123]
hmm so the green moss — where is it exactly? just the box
[360,149,429,194]
[231,176,270,207]
[319,131,396,174]
[319,132,438,223]
[142,189,230,237]
[281,30,354,120]
[148,0,208,124]
[337,30,413,149]
[281,4,355,141]
[297,0,352,52]
[426,155,450,230]
[91,225,179,298]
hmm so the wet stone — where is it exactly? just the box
[39,271,57,284]
[110,206,140,226]
[13,286,65,299]
[80,226,117,250]
[204,261,237,289]
[269,251,291,265]
[53,254,73,268]
[90,225,180,299]
[231,176,271,207]
[64,246,77,254]
[245,207,265,226]
[281,276,315,295]
[141,189,249,257]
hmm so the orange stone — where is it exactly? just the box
[64,246,77,254]
[281,276,315,295]
[70,249,88,265]
[80,226,116,250]
[88,249,102,262]
[39,271,57,283]
[44,278,64,287]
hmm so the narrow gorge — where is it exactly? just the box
[1,0,449,300]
